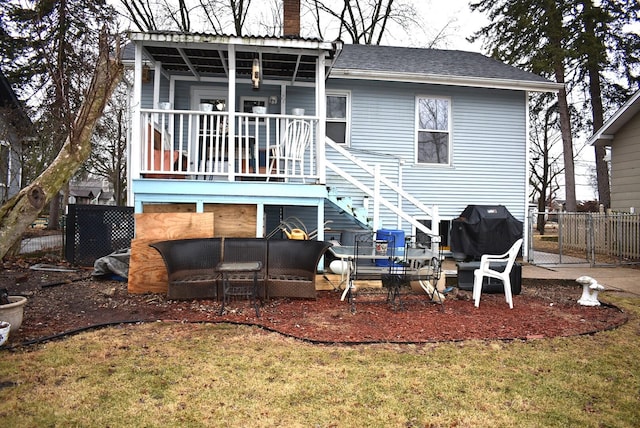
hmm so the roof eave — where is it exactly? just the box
[330,69,562,92]
[587,90,640,146]
[127,31,336,52]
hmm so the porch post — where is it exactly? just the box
[153,62,161,109]
[226,45,237,181]
[130,42,143,198]
[316,198,325,241]
[256,203,265,238]
[317,198,327,272]
[316,54,327,184]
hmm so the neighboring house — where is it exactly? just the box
[587,90,640,212]
[124,16,559,255]
[69,179,115,205]
[0,68,30,203]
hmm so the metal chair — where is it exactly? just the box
[268,119,311,182]
[473,238,523,309]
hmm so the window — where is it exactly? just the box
[416,97,450,164]
[326,92,350,145]
[240,97,267,113]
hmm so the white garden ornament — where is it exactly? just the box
[576,276,605,306]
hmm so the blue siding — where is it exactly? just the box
[138,72,528,230]
[285,86,316,116]
[326,80,527,225]
[141,71,170,108]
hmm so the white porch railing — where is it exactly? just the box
[139,108,319,182]
[324,138,441,251]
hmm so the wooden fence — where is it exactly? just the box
[561,212,640,263]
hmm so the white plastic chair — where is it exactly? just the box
[473,238,523,309]
[268,119,311,182]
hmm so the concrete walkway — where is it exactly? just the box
[522,263,640,297]
[440,257,640,297]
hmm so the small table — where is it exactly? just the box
[217,261,263,317]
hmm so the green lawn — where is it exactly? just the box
[1,295,639,427]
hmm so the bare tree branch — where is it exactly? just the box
[0,31,123,259]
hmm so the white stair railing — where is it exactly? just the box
[325,138,440,251]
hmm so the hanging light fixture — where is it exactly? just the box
[251,58,260,90]
[141,65,150,83]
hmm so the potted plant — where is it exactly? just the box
[0,289,27,334]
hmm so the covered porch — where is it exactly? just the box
[127,32,342,188]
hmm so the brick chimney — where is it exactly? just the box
[283,0,300,37]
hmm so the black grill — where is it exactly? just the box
[449,205,523,261]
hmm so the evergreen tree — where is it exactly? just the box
[471,0,640,211]
[571,0,640,209]
[470,0,578,211]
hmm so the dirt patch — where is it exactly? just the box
[0,258,629,346]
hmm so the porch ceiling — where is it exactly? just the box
[144,45,319,82]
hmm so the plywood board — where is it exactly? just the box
[128,238,169,294]
[129,206,257,294]
[128,212,215,294]
[143,203,196,213]
[135,212,214,240]
[141,203,256,238]
[204,204,256,237]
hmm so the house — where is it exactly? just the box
[68,179,115,205]
[0,68,30,203]
[587,90,640,212]
[124,12,560,265]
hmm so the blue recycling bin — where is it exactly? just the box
[375,229,405,267]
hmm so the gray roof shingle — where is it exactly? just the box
[333,44,552,86]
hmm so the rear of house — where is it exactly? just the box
[124,32,559,264]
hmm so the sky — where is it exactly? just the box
[392,0,488,52]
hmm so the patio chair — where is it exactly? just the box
[150,238,222,300]
[268,119,311,182]
[473,238,523,309]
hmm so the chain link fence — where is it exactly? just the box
[19,222,65,258]
[528,211,640,266]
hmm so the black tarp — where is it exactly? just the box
[450,205,523,260]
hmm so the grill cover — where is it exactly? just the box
[450,205,523,260]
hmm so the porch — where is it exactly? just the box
[127,32,338,192]
[140,107,320,183]
[126,31,441,246]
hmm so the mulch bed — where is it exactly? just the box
[0,259,629,347]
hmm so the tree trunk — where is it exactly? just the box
[0,33,123,260]
[537,120,552,235]
[554,70,577,212]
[47,196,61,230]
[543,0,577,212]
[581,0,611,208]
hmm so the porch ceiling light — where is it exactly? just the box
[252,58,261,90]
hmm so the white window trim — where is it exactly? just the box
[414,95,451,166]
[326,90,351,146]
[191,87,227,111]
[240,96,268,113]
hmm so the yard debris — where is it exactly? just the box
[29,263,77,273]
[92,249,130,279]
[100,287,117,297]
